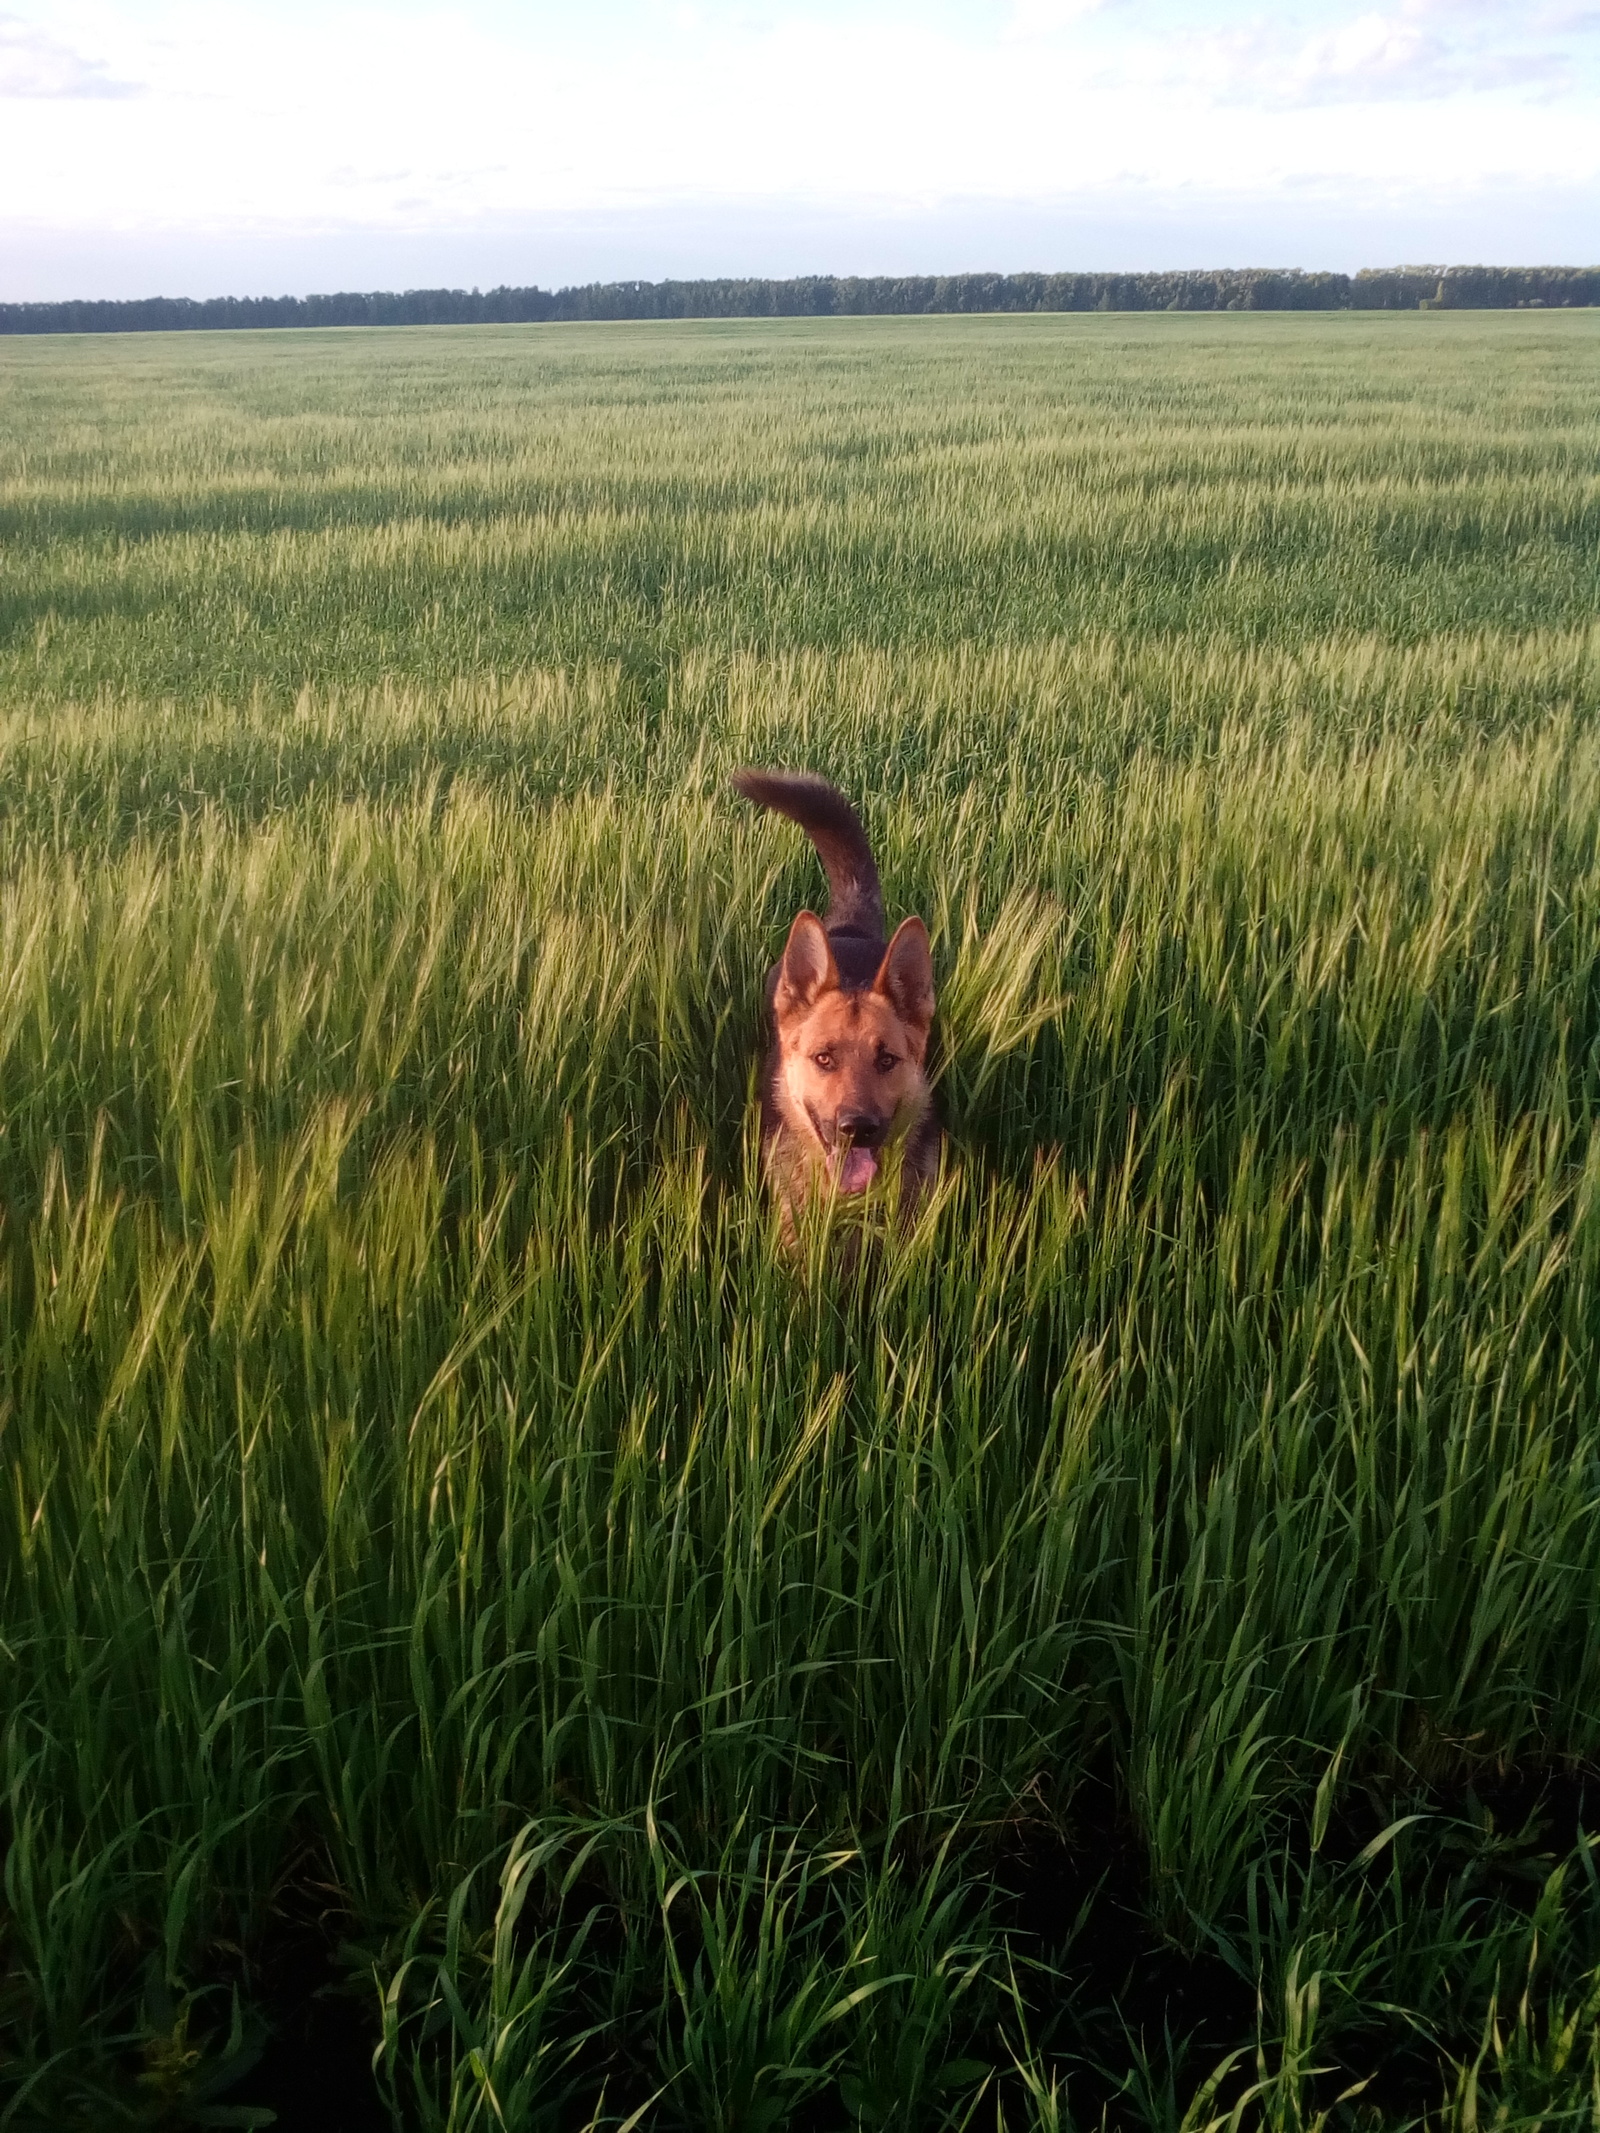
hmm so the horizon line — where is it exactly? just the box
[4,262,1598,332]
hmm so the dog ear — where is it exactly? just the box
[775,911,839,1020]
[872,916,934,1038]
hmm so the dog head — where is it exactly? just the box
[773,912,935,1193]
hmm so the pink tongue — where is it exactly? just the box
[840,1147,879,1194]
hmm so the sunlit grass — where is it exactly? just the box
[2,312,1599,2129]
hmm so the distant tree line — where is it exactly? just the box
[2,264,1594,335]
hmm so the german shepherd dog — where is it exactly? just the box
[732,769,940,1228]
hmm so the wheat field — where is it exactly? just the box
[2,311,1599,2130]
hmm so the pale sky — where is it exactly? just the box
[3,1,1597,300]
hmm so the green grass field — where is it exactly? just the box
[2,311,1599,2131]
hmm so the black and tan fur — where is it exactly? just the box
[733,769,940,1229]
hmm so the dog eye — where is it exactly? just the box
[812,1050,835,1071]
[875,1049,898,1073]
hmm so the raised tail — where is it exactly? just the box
[731,769,885,940]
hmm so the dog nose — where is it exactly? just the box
[838,1112,886,1148]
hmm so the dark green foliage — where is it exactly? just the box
[1,264,1595,336]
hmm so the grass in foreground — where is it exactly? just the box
[1,314,1599,2129]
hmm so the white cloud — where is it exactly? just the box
[1142,0,1598,108]
[0,11,141,96]
[1003,0,1105,40]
